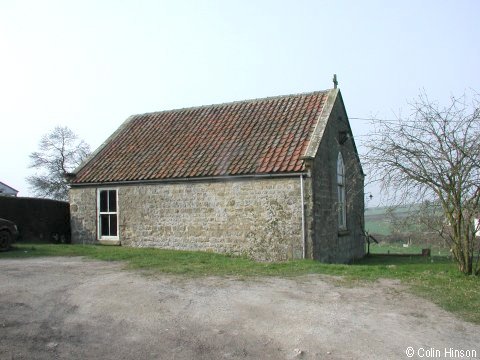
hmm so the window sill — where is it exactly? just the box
[338,229,350,236]
[97,239,121,246]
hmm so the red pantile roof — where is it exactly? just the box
[72,90,332,184]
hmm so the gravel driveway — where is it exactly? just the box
[1,257,479,359]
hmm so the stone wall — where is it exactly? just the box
[70,177,305,261]
[70,188,97,244]
[309,94,365,263]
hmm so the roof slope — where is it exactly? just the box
[72,90,332,184]
[0,181,19,194]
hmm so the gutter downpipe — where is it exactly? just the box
[300,174,306,259]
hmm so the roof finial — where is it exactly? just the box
[333,74,338,89]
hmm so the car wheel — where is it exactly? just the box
[0,230,12,251]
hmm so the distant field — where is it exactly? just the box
[364,213,390,235]
[365,205,430,236]
[365,205,445,249]
[365,206,412,217]
[365,207,395,236]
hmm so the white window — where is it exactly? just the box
[337,152,346,229]
[97,189,119,240]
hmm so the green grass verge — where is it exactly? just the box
[369,243,450,256]
[1,243,479,324]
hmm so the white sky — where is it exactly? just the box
[1,0,479,205]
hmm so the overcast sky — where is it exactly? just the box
[1,0,479,205]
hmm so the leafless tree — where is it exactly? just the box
[365,90,480,275]
[27,126,91,201]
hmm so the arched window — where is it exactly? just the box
[337,152,346,229]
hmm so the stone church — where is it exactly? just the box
[69,85,365,262]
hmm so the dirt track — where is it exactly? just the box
[1,257,479,359]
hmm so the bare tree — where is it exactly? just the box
[365,90,480,275]
[27,126,91,201]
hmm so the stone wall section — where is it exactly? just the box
[70,188,97,244]
[309,95,365,263]
[70,177,305,261]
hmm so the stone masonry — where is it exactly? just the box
[307,93,365,262]
[70,177,305,261]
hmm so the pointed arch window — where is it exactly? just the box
[337,152,347,229]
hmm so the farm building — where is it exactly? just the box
[69,86,365,262]
[0,181,18,197]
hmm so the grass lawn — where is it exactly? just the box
[1,243,479,324]
[368,243,451,256]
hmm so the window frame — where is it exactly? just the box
[337,152,347,230]
[97,188,119,241]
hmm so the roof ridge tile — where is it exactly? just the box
[131,90,331,118]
